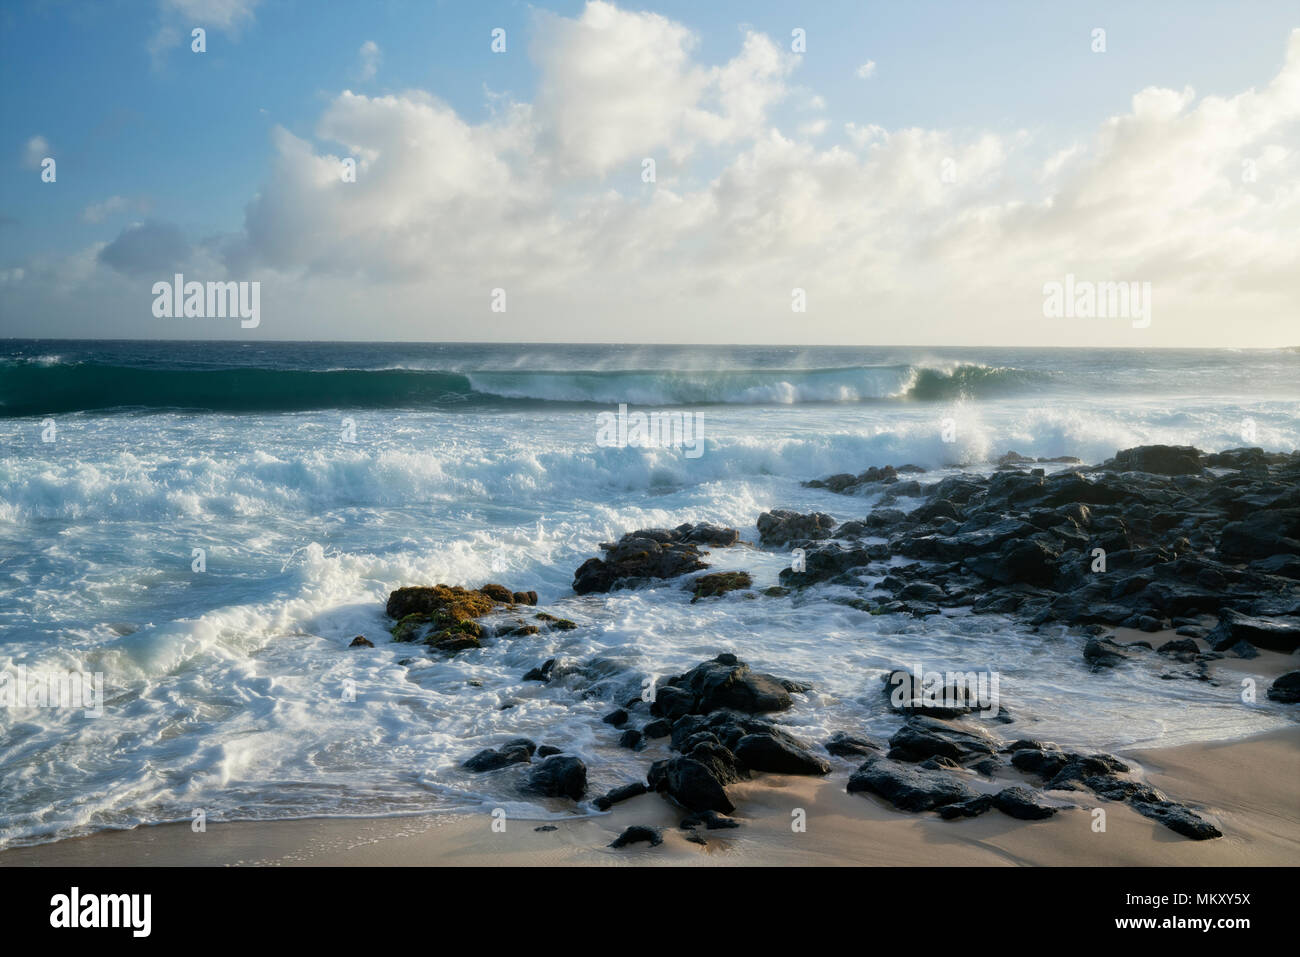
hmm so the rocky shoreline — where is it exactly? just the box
[365,445,1300,848]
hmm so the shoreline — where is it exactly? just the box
[4,725,1294,867]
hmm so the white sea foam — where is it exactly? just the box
[1,385,1297,849]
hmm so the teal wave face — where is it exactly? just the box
[0,360,1056,416]
[906,364,1053,401]
[0,365,480,416]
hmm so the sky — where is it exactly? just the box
[0,0,1297,346]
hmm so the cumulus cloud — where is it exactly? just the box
[531,1,793,175]
[855,60,877,79]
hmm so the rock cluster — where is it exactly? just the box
[572,523,739,594]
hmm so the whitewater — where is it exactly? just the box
[0,341,1297,848]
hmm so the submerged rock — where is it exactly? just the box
[463,743,533,772]
[651,653,809,716]
[824,731,880,758]
[572,524,738,594]
[1267,671,1300,703]
[757,509,837,546]
[687,570,753,602]
[520,755,587,801]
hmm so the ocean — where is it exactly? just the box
[1,340,1297,849]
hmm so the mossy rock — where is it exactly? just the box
[391,612,433,642]
[535,612,578,630]
[386,584,499,623]
[688,571,753,602]
[479,583,515,603]
[426,629,483,652]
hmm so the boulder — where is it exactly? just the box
[847,756,979,812]
[1266,670,1300,703]
[651,654,806,716]
[572,524,738,594]
[757,509,836,546]
[1207,609,1300,653]
[733,732,832,775]
[1107,445,1203,476]
[993,786,1058,820]
[521,755,587,801]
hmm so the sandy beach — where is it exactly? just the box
[4,725,1293,867]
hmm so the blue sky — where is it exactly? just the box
[2,1,1298,344]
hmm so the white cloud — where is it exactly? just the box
[82,196,131,224]
[216,17,1300,345]
[855,60,877,79]
[22,135,50,168]
[10,4,1300,346]
[149,0,260,66]
[159,0,259,31]
[356,40,381,81]
[530,1,793,175]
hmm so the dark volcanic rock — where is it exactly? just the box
[993,786,1058,820]
[938,794,994,819]
[1267,670,1300,703]
[591,781,649,811]
[778,542,876,587]
[523,657,555,682]
[520,755,587,801]
[680,809,740,830]
[462,744,532,772]
[348,635,374,648]
[824,731,880,758]
[757,509,836,546]
[1131,800,1222,840]
[1208,609,1300,652]
[609,825,662,848]
[1083,636,1136,668]
[887,716,999,763]
[734,732,832,775]
[572,524,738,594]
[965,538,1060,586]
[1106,445,1203,476]
[847,756,979,812]
[651,654,806,716]
[648,756,736,813]
[1218,508,1300,560]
